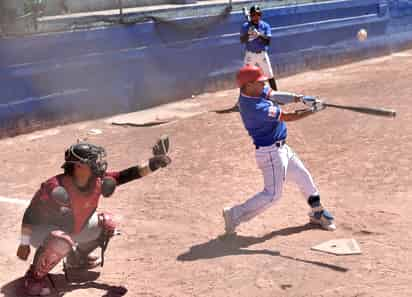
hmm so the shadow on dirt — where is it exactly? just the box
[177,223,348,273]
[1,271,128,297]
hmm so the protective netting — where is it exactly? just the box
[148,6,233,44]
[65,4,233,44]
[1,1,323,40]
[1,0,234,42]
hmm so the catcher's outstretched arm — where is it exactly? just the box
[112,135,171,185]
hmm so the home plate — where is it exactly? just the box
[311,238,361,255]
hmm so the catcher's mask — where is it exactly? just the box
[62,143,108,177]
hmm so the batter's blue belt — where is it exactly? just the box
[255,139,286,150]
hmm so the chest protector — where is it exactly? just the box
[61,176,101,234]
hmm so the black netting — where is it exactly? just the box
[67,4,233,45]
[1,1,233,41]
[3,1,322,39]
[150,5,233,43]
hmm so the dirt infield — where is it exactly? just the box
[1,49,412,297]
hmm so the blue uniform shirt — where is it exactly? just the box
[240,20,272,53]
[238,89,287,147]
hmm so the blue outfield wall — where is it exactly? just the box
[0,0,403,132]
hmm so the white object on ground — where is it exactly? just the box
[311,238,361,255]
[88,128,103,135]
[0,196,30,206]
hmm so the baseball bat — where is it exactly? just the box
[242,7,251,22]
[323,103,396,117]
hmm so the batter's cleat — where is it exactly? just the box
[223,207,237,235]
[309,208,336,231]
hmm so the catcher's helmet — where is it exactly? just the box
[62,142,107,177]
[236,65,268,88]
[249,5,262,16]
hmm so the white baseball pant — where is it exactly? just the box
[230,143,318,226]
[244,51,274,79]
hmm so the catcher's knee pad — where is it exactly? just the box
[32,231,74,279]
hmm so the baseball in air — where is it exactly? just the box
[357,29,368,42]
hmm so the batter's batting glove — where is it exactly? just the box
[247,29,260,41]
[301,96,318,106]
[311,100,326,113]
[301,96,326,113]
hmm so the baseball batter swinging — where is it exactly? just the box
[241,5,278,91]
[222,65,335,234]
[16,137,171,296]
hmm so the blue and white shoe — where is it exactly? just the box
[309,207,336,231]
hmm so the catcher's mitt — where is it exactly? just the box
[152,135,170,156]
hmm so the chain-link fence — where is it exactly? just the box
[1,0,325,37]
[1,0,235,36]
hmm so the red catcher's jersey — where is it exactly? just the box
[31,173,118,234]
[60,175,101,234]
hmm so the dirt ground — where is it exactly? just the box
[1,49,412,297]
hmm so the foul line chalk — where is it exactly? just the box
[0,196,30,206]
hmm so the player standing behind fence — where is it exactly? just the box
[240,5,278,91]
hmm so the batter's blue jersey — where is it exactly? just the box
[240,20,272,53]
[238,91,287,147]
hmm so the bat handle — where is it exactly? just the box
[242,7,250,21]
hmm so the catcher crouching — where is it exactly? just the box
[17,136,171,296]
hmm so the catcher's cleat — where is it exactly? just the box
[309,207,336,231]
[222,207,237,235]
[23,266,52,296]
